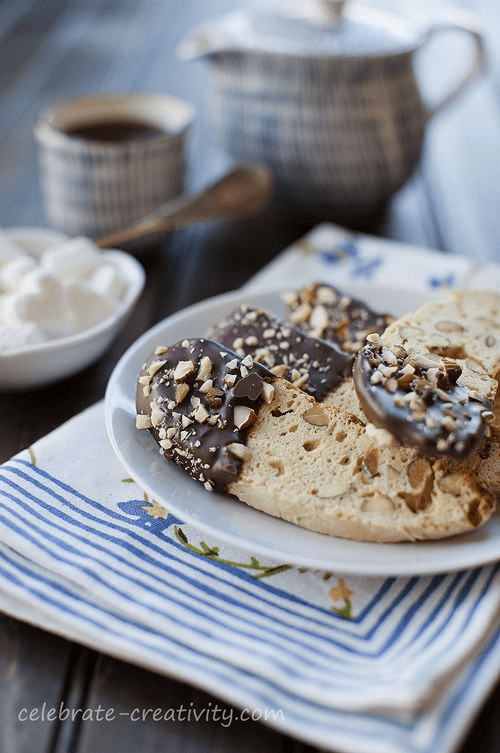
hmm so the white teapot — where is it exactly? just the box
[179,0,484,220]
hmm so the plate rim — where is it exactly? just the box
[105,283,500,577]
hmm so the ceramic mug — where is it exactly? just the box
[34,92,195,241]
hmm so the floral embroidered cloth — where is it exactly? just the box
[2,223,500,753]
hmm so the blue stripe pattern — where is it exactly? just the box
[0,456,499,753]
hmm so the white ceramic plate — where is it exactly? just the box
[105,284,500,577]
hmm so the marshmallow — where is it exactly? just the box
[40,236,102,279]
[88,262,126,302]
[0,322,47,351]
[0,255,37,291]
[3,271,71,338]
[0,228,23,264]
[0,229,128,353]
[63,280,116,333]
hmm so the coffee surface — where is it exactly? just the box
[64,118,164,142]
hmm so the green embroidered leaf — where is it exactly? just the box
[175,526,189,545]
[256,564,292,579]
[333,602,353,620]
[200,541,220,557]
[174,528,291,578]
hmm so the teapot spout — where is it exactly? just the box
[177,13,252,61]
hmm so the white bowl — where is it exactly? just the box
[0,227,145,390]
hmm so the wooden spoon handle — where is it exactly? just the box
[96,165,273,249]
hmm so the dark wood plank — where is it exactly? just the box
[0,613,74,753]
[459,682,500,753]
[75,655,294,753]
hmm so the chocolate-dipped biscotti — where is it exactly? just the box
[282,282,394,354]
[135,337,498,543]
[353,335,494,460]
[208,304,362,416]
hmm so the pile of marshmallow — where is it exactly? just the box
[0,231,127,352]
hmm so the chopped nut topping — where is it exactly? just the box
[309,304,329,334]
[196,356,212,381]
[354,337,490,458]
[261,381,275,404]
[174,359,195,382]
[147,359,167,377]
[193,404,210,423]
[198,379,214,394]
[150,405,165,428]
[136,414,152,430]
[227,442,250,460]
[233,405,257,430]
[175,382,190,404]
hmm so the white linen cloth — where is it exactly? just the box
[1,223,500,753]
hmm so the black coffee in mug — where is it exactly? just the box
[64,118,165,142]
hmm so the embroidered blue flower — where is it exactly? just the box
[118,498,182,533]
[319,238,383,280]
[320,238,360,266]
[428,273,456,289]
[351,255,384,279]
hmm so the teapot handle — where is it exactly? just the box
[421,9,485,121]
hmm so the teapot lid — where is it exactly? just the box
[179,1,423,60]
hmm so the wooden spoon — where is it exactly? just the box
[96,164,273,249]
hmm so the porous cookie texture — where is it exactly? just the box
[136,338,497,543]
[281,281,394,354]
[353,335,493,460]
[380,289,500,406]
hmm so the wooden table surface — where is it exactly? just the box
[1,1,500,751]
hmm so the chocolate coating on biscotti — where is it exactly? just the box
[282,282,394,354]
[136,338,276,492]
[353,335,494,459]
[208,305,353,401]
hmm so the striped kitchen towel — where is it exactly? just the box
[1,223,500,753]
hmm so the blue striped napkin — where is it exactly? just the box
[1,223,500,753]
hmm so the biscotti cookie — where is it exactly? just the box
[353,335,494,459]
[208,304,362,414]
[282,282,394,354]
[379,289,500,404]
[135,338,497,543]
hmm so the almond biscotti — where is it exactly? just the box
[209,283,395,421]
[379,289,500,404]
[135,338,497,543]
[353,335,494,460]
[208,304,363,417]
[282,281,394,354]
